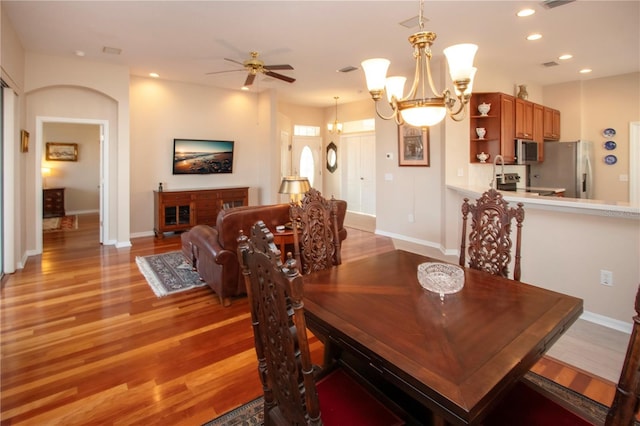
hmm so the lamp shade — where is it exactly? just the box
[361,58,390,92]
[385,76,407,102]
[443,43,478,82]
[278,176,310,195]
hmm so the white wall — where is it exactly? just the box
[24,52,130,248]
[129,76,275,236]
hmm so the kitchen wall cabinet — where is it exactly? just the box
[543,107,561,141]
[469,92,515,164]
[533,103,544,161]
[153,187,248,238]
[515,98,534,140]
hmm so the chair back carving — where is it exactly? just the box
[460,188,525,281]
[605,283,640,426]
[237,221,321,425]
[290,187,342,275]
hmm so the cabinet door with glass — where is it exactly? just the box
[154,191,195,238]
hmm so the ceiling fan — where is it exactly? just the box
[206,51,295,87]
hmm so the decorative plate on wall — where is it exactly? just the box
[604,154,617,165]
[603,128,616,138]
[604,140,617,150]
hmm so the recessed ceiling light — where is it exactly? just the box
[517,8,535,17]
[75,50,85,57]
[579,68,592,74]
[527,33,543,41]
[149,72,159,78]
[558,54,573,60]
[241,86,250,91]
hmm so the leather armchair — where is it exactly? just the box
[181,201,347,306]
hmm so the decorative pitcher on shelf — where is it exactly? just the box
[478,102,491,116]
[476,152,490,163]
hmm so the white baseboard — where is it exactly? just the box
[130,231,155,239]
[581,311,632,334]
[66,209,99,215]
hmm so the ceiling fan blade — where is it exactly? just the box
[264,71,296,83]
[224,57,245,66]
[205,69,243,75]
[244,73,256,86]
[264,64,294,71]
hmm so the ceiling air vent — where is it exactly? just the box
[542,61,559,67]
[337,66,359,73]
[400,15,423,29]
[541,0,575,9]
[102,46,122,55]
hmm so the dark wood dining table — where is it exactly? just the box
[303,250,583,425]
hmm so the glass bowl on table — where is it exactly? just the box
[417,262,465,300]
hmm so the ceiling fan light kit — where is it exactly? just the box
[362,0,477,128]
[207,51,295,89]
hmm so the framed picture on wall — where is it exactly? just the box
[46,142,78,161]
[398,124,429,166]
[20,130,29,153]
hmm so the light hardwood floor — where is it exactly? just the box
[0,213,621,424]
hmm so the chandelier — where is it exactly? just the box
[361,0,478,128]
[327,96,343,134]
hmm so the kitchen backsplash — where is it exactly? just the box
[469,164,527,189]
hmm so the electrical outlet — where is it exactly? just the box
[600,269,613,286]
[408,214,415,223]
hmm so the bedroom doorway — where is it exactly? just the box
[36,117,108,252]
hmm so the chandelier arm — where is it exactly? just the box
[374,100,400,121]
[448,105,467,121]
[424,48,442,98]
[444,89,470,120]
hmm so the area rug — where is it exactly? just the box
[43,215,78,231]
[135,251,205,297]
[204,372,640,425]
[202,396,263,426]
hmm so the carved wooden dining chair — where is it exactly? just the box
[289,187,342,275]
[484,284,640,426]
[460,188,525,281]
[237,221,405,426]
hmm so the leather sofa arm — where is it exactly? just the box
[214,248,236,265]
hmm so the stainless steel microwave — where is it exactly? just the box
[514,139,539,164]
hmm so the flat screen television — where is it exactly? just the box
[172,138,234,174]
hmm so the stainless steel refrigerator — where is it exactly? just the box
[529,141,593,198]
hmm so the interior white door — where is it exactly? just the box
[292,136,322,192]
[342,133,376,215]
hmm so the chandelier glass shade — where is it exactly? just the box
[327,96,343,134]
[361,1,478,128]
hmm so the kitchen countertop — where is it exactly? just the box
[508,186,566,196]
[448,184,639,219]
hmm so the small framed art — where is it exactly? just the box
[46,142,78,161]
[20,130,29,153]
[398,124,429,166]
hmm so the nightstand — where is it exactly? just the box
[43,188,65,218]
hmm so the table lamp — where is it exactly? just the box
[41,167,51,188]
[278,176,310,204]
